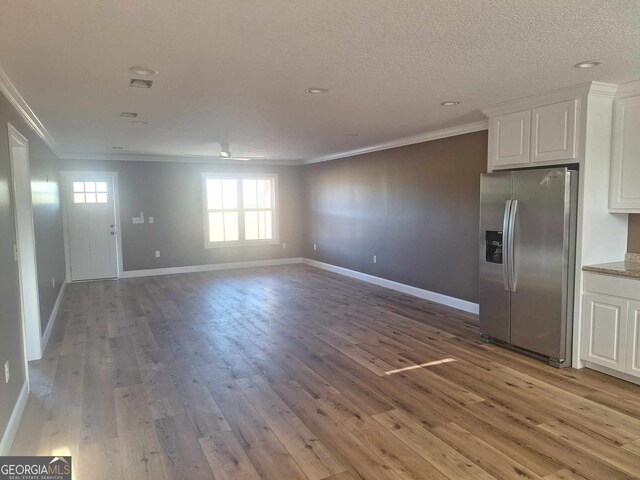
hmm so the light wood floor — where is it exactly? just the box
[12,264,640,479]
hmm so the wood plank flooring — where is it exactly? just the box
[11,264,640,479]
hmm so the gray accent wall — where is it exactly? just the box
[0,92,66,439]
[60,159,304,271]
[302,130,488,303]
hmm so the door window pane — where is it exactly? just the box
[73,193,85,203]
[73,182,84,192]
[85,193,96,203]
[85,182,96,192]
[96,193,108,203]
[96,182,108,192]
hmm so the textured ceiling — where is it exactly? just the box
[0,0,639,162]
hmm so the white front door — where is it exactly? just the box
[65,174,118,281]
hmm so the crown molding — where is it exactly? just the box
[303,120,488,165]
[589,81,619,98]
[615,79,640,99]
[59,152,303,166]
[481,81,618,117]
[0,66,62,157]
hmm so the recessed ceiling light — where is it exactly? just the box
[130,78,153,88]
[131,120,148,125]
[306,87,329,94]
[440,101,461,106]
[574,60,602,69]
[120,112,138,118]
[346,133,359,137]
[129,66,158,76]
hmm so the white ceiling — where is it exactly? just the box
[0,0,639,163]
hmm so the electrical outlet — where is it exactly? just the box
[373,255,377,264]
[155,251,160,258]
[313,243,317,251]
[5,361,9,383]
[282,242,287,249]
[149,217,154,224]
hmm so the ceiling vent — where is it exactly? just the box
[130,78,153,88]
[120,112,138,118]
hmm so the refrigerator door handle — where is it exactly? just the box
[502,200,512,291]
[508,199,518,292]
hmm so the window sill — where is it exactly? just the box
[204,240,280,249]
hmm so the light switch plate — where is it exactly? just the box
[149,217,154,223]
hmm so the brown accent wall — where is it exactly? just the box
[629,214,640,253]
[303,130,488,303]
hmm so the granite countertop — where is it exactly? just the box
[583,253,640,279]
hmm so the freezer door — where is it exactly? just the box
[479,172,512,342]
[510,168,574,360]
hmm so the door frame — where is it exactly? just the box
[60,171,124,280]
[8,123,42,363]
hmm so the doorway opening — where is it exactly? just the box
[8,123,42,361]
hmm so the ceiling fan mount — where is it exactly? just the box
[219,142,264,161]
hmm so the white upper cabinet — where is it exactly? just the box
[488,110,531,168]
[531,100,577,163]
[486,98,579,171]
[609,93,640,212]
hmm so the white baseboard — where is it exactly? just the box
[584,361,640,384]
[121,257,303,278]
[40,281,67,355]
[302,258,479,315]
[0,379,29,455]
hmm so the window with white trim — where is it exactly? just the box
[203,174,277,247]
[73,181,109,204]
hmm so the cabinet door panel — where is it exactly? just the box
[531,100,577,163]
[610,95,640,211]
[489,110,531,169]
[581,294,628,371]
[626,302,640,376]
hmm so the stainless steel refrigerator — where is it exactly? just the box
[479,167,577,367]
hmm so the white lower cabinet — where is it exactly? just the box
[581,273,640,380]
[627,302,640,376]
[581,293,628,370]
